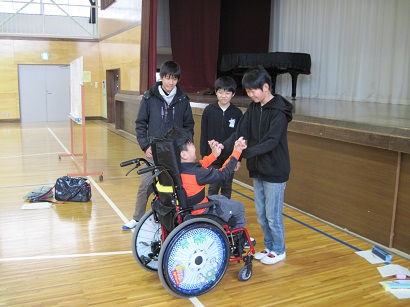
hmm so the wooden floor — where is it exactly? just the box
[1,120,409,306]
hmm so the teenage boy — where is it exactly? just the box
[122,61,194,230]
[200,76,243,199]
[224,66,293,264]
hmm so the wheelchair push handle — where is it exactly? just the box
[120,158,153,176]
[120,158,152,167]
[137,165,157,175]
[120,158,139,167]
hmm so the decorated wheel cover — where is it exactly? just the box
[159,220,229,297]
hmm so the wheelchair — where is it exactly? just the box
[120,139,255,298]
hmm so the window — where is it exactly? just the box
[100,0,115,10]
[0,0,91,17]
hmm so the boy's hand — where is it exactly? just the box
[234,137,247,152]
[208,140,223,158]
[234,161,241,172]
[145,146,153,158]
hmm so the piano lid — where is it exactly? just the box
[219,52,311,74]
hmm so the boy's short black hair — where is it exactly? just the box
[214,76,237,93]
[159,61,181,79]
[164,127,193,152]
[242,65,272,90]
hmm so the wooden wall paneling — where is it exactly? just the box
[0,39,14,66]
[193,113,202,146]
[0,40,19,120]
[286,132,398,246]
[114,92,141,134]
[393,153,410,254]
[99,27,141,91]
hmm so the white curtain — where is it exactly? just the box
[270,0,410,105]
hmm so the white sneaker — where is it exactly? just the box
[260,251,286,265]
[122,219,138,230]
[254,248,270,260]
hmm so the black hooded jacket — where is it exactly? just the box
[200,102,243,166]
[135,81,195,152]
[226,94,293,183]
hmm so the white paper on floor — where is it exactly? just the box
[21,202,52,210]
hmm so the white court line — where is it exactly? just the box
[47,126,71,154]
[0,152,65,159]
[189,297,205,307]
[0,251,132,262]
[46,124,205,306]
[88,176,129,223]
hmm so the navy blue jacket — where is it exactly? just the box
[136,81,194,152]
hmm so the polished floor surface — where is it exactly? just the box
[1,120,409,306]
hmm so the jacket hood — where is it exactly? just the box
[144,81,188,102]
[264,94,293,122]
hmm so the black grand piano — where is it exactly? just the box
[218,52,311,99]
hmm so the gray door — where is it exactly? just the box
[19,65,70,122]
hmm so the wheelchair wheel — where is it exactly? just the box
[158,218,230,298]
[238,264,252,281]
[132,209,161,272]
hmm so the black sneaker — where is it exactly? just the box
[243,237,256,249]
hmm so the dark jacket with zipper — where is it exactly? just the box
[135,81,195,152]
[200,102,243,166]
[224,94,293,183]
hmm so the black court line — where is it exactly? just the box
[233,188,362,252]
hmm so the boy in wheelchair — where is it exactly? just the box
[125,127,255,296]
[164,127,252,244]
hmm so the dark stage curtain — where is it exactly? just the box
[169,0,220,93]
[148,0,158,88]
[140,0,157,92]
[219,0,271,55]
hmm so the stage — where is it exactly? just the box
[188,92,410,132]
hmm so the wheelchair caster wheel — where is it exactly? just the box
[238,264,252,281]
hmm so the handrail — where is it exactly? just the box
[0,0,99,39]
[0,0,34,28]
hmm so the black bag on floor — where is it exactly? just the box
[55,176,91,202]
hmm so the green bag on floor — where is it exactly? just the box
[23,185,54,202]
